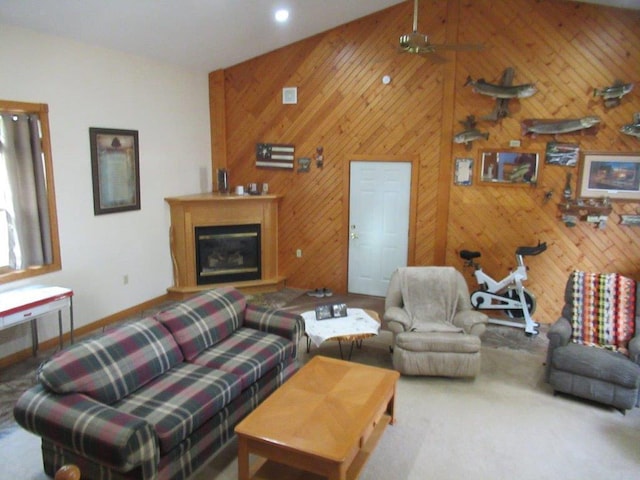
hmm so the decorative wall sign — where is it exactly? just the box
[256,143,295,169]
[454,158,473,186]
[620,214,640,226]
[545,142,579,166]
[578,151,640,201]
[90,127,140,215]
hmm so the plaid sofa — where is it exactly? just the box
[14,287,304,480]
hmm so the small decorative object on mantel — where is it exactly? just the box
[256,143,295,169]
[621,113,640,139]
[593,80,633,109]
[453,115,489,150]
[297,157,311,172]
[520,116,600,137]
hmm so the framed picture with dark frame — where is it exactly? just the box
[577,151,640,201]
[90,127,140,215]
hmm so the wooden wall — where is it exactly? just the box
[209,0,640,325]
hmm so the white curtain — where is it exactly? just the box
[0,112,52,269]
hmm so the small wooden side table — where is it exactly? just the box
[0,286,74,355]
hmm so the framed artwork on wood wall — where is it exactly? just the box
[578,151,640,201]
[478,149,540,186]
[90,127,140,215]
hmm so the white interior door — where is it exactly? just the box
[348,161,411,296]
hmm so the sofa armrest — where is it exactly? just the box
[383,306,411,331]
[547,317,572,349]
[629,334,640,365]
[244,304,305,358]
[14,385,158,476]
[453,310,488,336]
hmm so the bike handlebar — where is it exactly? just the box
[515,241,547,257]
[460,241,547,263]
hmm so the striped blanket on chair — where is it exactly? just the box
[571,271,636,356]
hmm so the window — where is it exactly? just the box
[0,100,61,284]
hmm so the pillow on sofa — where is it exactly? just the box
[155,287,247,361]
[38,317,184,404]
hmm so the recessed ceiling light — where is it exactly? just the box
[275,9,289,23]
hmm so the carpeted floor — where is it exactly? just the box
[1,290,637,479]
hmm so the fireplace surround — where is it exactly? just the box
[165,193,284,298]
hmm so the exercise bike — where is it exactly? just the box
[459,242,547,336]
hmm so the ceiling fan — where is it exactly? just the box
[399,0,483,56]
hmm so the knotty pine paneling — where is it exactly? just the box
[211,0,640,325]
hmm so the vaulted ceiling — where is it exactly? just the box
[0,0,638,73]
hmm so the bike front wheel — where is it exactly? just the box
[504,287,536,318]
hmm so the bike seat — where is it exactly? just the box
[460,250,481,260]
[516,242,547,256]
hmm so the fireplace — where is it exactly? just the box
[165,193,283,297]
[195,224,261,285]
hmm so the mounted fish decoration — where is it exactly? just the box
[521,116,600,137]
[621,113,640,139]
[454,115,489,150]
[593,80,633,108]
[481,67,517,121]
[465,75,537,99]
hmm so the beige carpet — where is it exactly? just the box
[3,330,639,480]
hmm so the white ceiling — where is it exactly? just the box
[0,0,638,74]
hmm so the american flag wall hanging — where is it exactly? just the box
[256,143,295,169]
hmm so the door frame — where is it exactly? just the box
[342,154,420,291]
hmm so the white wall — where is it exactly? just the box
[0,25,211,359]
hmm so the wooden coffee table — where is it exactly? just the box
[235,355,400,480]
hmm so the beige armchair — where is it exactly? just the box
[383,266,488,377]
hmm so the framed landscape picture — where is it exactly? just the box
[577,151,640,201]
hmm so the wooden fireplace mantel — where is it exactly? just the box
[165,193,285,299]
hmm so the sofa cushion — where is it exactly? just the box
[552,343,640,389]
[155,287,246,361]
[190,327,293,390]
[114,363,242,455]
[396,331,481,353]
[38,317,183,404]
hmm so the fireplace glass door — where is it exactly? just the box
[195,224,261,285]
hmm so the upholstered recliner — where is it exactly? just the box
[545,271,640,412]
[383,266,488,377]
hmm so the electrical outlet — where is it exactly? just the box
[296,249,302,258]
[123,274,129,285]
